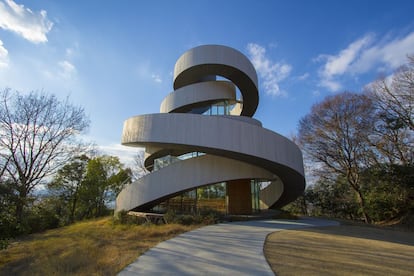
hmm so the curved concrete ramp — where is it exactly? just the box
[115,45,305,213]
[118,218,339,275]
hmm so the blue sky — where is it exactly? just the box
[1,0,413,166]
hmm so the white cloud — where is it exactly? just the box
[320,79,342,92]
[58,60,76,79]
[312,90,321,97]
[320,35,373,78]
[352,31,414,73]
[317,31,414,92]
[0,0,53,43]
[0,39,8,68]
[65,43,79,58]
[151,74,162,83]
[65,47,74,57]
[247,43,292,96]
[98,143,144,168]
[135,62,164,84]
[298,72,309,81]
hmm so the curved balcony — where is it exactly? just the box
[115,45,305,214]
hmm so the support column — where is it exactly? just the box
[227,179,252,215]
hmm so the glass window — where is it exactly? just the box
[151,182,226,214]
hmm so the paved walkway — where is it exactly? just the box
[119,218,339,275]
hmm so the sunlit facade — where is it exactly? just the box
[115,45,306,215]
[151,181,263,215]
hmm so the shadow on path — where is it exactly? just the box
[119,218,339,275]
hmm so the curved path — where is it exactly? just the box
[118,218,339,275]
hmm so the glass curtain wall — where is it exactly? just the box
[197,182,226,213]
[188,100,233,115]
[153,152,205,171]
[151,182,226,214]
[152,180,266,214]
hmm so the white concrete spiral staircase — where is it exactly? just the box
[115,45,305,214]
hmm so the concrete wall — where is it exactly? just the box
[115,45,305,213]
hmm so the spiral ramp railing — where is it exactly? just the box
[115,45,305,214]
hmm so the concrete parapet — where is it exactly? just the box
[115,45,305,214]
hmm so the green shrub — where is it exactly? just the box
[0,239,9,250]
[113,210,149,225]
[114,209,222,226]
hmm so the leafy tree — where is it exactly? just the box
[282,194,308,216]
[48,155,89,224]
[306,177,359,220]
[361,164,414,222]
[77,156,131,219]
[0,180,18,248]
[25,196,61,233]
[0,89,89,225]
[298,92,375,223]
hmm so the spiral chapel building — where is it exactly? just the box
[115,45,305,215]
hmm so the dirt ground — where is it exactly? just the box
[264,224,414,275]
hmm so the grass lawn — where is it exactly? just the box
[4,216,413,275]
[0,217,198,275]
[264,224,414,275]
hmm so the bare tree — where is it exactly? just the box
[132,150,149,180]
[298,92,375,223]
[0,89,89,223]
[369,54,413,130]
[367,55,414,165]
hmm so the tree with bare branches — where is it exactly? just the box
[369,55,413,130]
[0,89,89,224]
[367,55,414,165]
[298,92,375,223]
[132,150,149,180]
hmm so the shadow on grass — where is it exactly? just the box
[265,224,414,275]
[294,225,414,246]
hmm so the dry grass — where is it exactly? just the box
[264,225,414,276]
[0,217,198,275]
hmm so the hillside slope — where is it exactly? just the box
[0,217,197,275]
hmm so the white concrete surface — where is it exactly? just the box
[116,44,306,213]
[118,218,339,275]
[115,154,277,212]
[173,45,259,116]
[160,81,236,114]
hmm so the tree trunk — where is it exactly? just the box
[15,189,27,226]
[300,196,308,216]
[15,199,24,224]
[355,189,371,223]
[70,195,78,223]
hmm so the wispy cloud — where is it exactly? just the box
[316,31,414,92]
[135,62,164,84]
[65,43,79,59]
[0,0,53,43]
[151,74,162,83]
[247,43,292,96]
[319,35,373,78]
[58,60,76,79]
[0,39,8,68]
[319,78,341,92]
[298,72,309,81]
[312,90,321,97]
[352,31,414,73]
